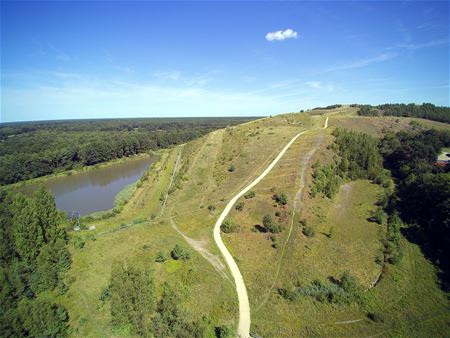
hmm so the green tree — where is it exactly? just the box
[34,186,65,243]
[152,283,187,337]
[12,194,43,266]
[18,298,69,338]
[110,261,155,336]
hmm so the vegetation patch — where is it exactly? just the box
[221,219,240,233]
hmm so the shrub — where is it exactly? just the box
[220,220,240,233]
[207,204,216,212]
[369,208,385,224]
[303,226,316,238]
[235,202,244,211]
[244,191,255,199]
[273,192,288,205]
[367,312,384,323]
[215,325,232,338]
[99,285,111,302]
[228,164,235,172]
[262,214,283,233]
[170,245,191,260]
[155,251,166,263]
[262,214,273,229]
[278,288,299,301]
[327,226,334,238]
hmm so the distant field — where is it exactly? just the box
[331,115,450,137]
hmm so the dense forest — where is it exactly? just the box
[357,103,450,123]
[0,117,256,185]
[312,128,389,199]
[380,129,450,287]
[0,187,71,336]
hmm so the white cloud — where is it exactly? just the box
[265,28,298,41]
[306,81,322,89]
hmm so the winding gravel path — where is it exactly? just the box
[213,117,328,337]
[213,130,308,338]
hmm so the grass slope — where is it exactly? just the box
[62,108,449,337]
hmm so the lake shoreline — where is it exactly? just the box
[3,150,160,191]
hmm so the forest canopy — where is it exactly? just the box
[0,187,71,336]
[0,117,256,185]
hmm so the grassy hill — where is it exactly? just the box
[61,107,450,337]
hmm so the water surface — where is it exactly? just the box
[23,156,154,215]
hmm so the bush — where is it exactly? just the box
[383,213,402,265]
[290,272,361,304]
[369,208,385,224]
[327,227,334,238]
[99,285,111,302]
[220,219,240,233]
[215,325,233,338]
[303,226,316,237]
[244,191,255,199]
[155,251,166,263]
[170,245,191,260]
[207,204,216,212]
[367,312,384,323]
[262,214,282,233]
[228,164,235,172]
[273,192,288,205]
[262,214,273,229]
[278,288,299,301]
[235,202,244,211]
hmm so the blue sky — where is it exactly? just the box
[1,1,449,122]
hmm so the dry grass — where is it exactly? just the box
[331,115,450,137]
[62,109,449,337]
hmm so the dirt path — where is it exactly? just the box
[255,133,325,311]
[171,219,230,281]
[213,130,309,338]
[160,147,182,217]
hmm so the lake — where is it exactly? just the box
[22,155,155,215]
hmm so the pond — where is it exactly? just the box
[22,155,155,215]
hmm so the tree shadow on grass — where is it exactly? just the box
[401,226,450,293]
[253,224,267,233]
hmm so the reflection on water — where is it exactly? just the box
[22,156,154,215]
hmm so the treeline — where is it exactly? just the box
[380,129,450,285]
[312,128,389,198]
[357,103,450,123]
[0,187,71,336]
[312,104,342,110]
[105,261,231,337]
[0,117,255,138]
[0,117,255,185]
